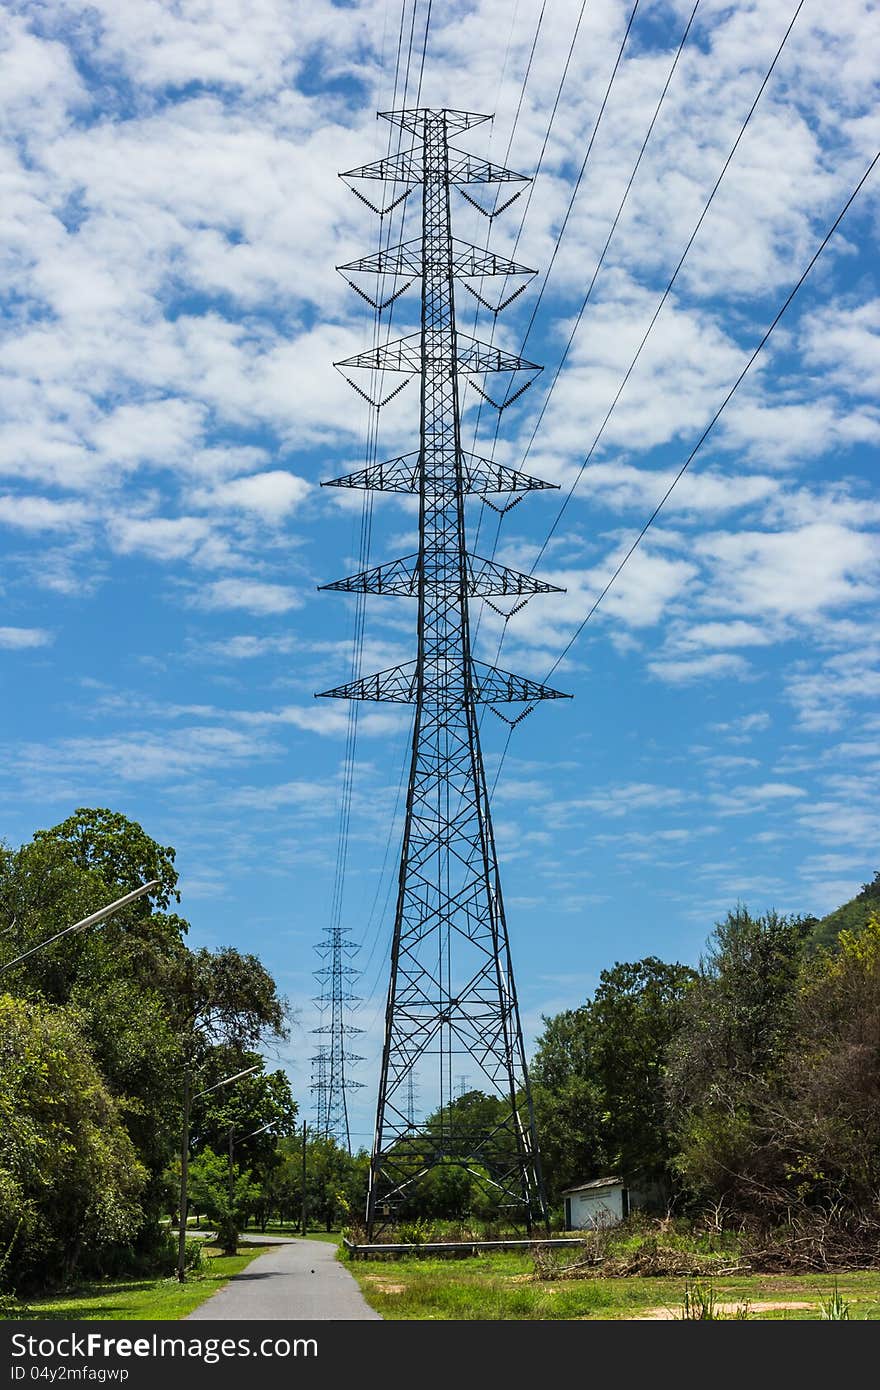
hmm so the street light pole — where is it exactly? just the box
[300,1119,307,1236]
[228,1124,235,1212]
[176,1062,260,1283]
[226,1120,274,1235]
[177,1065,192,1285]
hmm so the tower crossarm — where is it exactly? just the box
[379,107,492,135]
[335,334,540,377]
[319,552,564,598]
[321,451,558,496]
[317,659,569,704]
[341,147,422,184]
[338,238,535,281]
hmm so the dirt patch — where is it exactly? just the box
[364,1278,406,1295]
[634,1300,814,1320]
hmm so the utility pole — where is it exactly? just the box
[319,108,569,1237]
[177,1063,259,1282]
[177,1064,191,1283]
[228,1123,235,1211]
[300,1119,308,1236]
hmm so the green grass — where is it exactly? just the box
[347,1252,880,1320]
[13,1245,272,1322]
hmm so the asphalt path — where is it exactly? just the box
[186,1237,381,1321]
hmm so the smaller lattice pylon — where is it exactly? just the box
[310,926,365,1149]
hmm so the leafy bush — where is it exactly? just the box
[398,1219,432,1246]
[0,994,147,1293]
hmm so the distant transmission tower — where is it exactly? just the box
[310,926,364,1150]
[319,108,569,1235]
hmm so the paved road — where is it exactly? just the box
[187,1238,381,1321]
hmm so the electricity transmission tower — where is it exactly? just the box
[310,926,363,1150]
[319,108,569,1236]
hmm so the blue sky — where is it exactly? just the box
[1,0,879,1145]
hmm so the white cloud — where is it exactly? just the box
[194,577,303,614]
[710,711,771,737]
[198,633,298,660]
[785,645,880,731]
[226,778,339,811]
[191,470,310,519]
[694,523,880,619]
[711,781,807,816]
[648,651,752,684]
[562,782,687,819]
[802,298,880,396]
[11,725,278,783]
[561,461,779,517]
[110,515,212,561]
[673,620,775,649]
[0,494,90,530]
[0,626,53,649]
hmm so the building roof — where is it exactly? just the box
[561,1175,624,1195]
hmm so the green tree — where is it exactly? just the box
[0,824,190,1233]
[0,994,147,1292]
[531,957,695,1205]
[186,1147,260,1255]
[531,1007,604,1204]
[33,806,180,910]
[590,957,697,1191]
[189,1050,298,1231]
[809,870,880,953]
[771,914,880,1208]
[665,907,812,1204]
[0,811,290,1271]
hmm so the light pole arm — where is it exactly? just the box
[0,879,161,973]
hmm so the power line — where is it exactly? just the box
[488,142,880,794]
[539,144,880,685]
[415,0,432,106]
[525,0,806,575]
[467,0,591,501]
[502,0,547,167]
[314,0,422,1143]
[514,0,701,478]
[515,0,643,357]
[477,0,806,683]
[468,0,638,562]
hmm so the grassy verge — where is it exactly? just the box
[346,1252,880,1320]
[14,1245,271,1322]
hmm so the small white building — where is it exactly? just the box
[562,1175,630,1229]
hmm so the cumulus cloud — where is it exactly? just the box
[194,577,303,614]
[191,470,310,519]
[109,515,212,561]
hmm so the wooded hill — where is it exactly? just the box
[809,870,880,952]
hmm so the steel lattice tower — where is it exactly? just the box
[318,108,569,1235]
[310,926,364,1150]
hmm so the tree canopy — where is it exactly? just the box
[0,808,291,1293]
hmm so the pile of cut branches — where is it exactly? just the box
[741,1207,880,1273]
[533,1229,746,1281]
